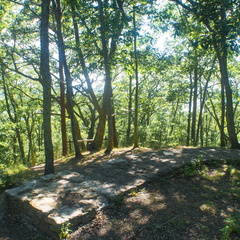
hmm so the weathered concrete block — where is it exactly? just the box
[0,192,7,220]
[5,171,100,238]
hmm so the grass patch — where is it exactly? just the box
[0,164,33,189]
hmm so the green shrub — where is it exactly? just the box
[221,215,240,240]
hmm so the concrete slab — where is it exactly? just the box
[4,147,240,238]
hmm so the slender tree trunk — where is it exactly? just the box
[191,67,198,146]
[24,115,35,165]
[212,3,239,149]
[15,128,25,163]
[187,73,193,146]
[127,76,133,145]
[70,2,106,151]
[40,0,54,174]
[53,0,82,158]
[196,59,215,145]
[205,115,211,146]
[220,75,226,147]
[87,105,96,140]
[1,62,26,163]
[133,7,139,148]
[112,105,118,148]
[218,53,239,148]
[59,43,68,156]
[170,98,180,136]
[98,0,114,154]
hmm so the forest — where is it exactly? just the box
[0,0,239,175]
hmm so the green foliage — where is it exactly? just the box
[111,193,125,209]
[180,156,206,177]
[0,164,30,188]
[0,0,239,166]
[221,215,240,240]
[59,222,72,240]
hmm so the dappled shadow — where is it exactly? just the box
[69,164,240,240]
[2,147,240,239]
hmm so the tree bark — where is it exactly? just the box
[133,7,139,148]
[97,0,114,154]
[213,3,239,149]
[88,112,106,151]
[70,2,106,151]
[186,73,193,146]
[40,0,54,175]
[127,76,133,145]
[217,51,239,148]
[196,59,215,145]
[59,41,68,156]
[53,0,82,158]
[220,76,226,147]
[191,67,198,146]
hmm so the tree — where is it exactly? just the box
[133,6,139,148]
[170,0,240,148]
[52,0,82,159]
[0,62,25,163]
[40,0,54,174]
[68,0,106,152]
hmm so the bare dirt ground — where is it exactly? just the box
[0,147,240,240]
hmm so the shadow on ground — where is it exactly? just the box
[0,147,240,240]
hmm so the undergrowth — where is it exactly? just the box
[0,164,33,189]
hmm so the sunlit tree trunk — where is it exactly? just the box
[191,67,198,146]
[220,78,226,147]
[217,0,239,149]
[187,73,193,146]
[40,0,54,174]
[70,2,106,151]
[133,7,139,148]
[127,76,133,145]
[59,43,68,156]
[98,0,114,154]
[196,59,215,145]
[53,0,82,158]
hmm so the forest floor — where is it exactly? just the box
[0,147,240,240]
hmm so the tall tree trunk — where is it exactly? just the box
[187,73,193,146]
[87,105,96,140]
[40,0,54,175]
[218,0,239,149]
[196,59,215,145]
[59,43,68,156]
[1,62,26,163]
[53,0,82,158]
[70,2,106,151]
[112,105,118,148]
[209,2,239,148]
[98,0,114,154]
[133,7,139,148]
[127,76,133,145]
[24,115,35,165]
[217,52,239,148]
[220,77,226,147]
[15,128,25,163]
[170,98,180,136]
[191,67,198,146]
